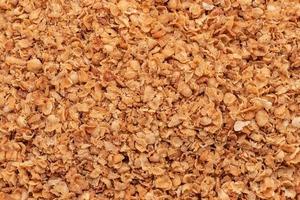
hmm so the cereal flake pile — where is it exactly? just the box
[0,0,300,199]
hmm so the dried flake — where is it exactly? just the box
[124,68,137,80]
[143,85,155,102]
[238,0,252,6]
[16,116,27,127]
[148,93,163,110]
[29,8,41,20]
[223,93,237,106]
[104,141,118,153]
[51,180,69,195]
[170,136,183,147]
[291,117,300,128]
[202,2,214,11]
[234,120,250,132]
[218,189,230,200]
[78,70,89,83]
[45,114,61,132]
[181,129,196,137]
[69,71,79,83]
[27,58,42,72]
[76,103,90,112]
[17,39,33,49]
[154,175,172,190]
[5,56,26,65]
[117,0,130,12]
[177,81,192,97]
[199,116,212,126]
[150,166,165,176]
[189,4,203,18]
[252,98,273,110]
[39,100,52,117]
[255,110,269,127]
[113,154,124,164]
[162,45,175,58]
[168,114,183,127]
[167,0,180,10]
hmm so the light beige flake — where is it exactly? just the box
[5,56,26,65]
[45,115,61,132]
[291,117,300,128]
[168,114,183,127]
[52,180,69,195]
[42,101,53,115]
[143,85,155,102]
[234,121,250,132]
[27,58,42,72]
[178,81,192,97]
[255,110,269,127]
[16,116,27,127]
[223,93,237,106]
[202,2,214,11]
[154,175,172,190]
[199,116,212,126]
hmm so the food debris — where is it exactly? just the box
[0,0,299,199]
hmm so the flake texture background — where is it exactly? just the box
[0,0,299,199]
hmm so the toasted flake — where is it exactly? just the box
[234,121,250,131]
[154,175,172,190]
[143,85,155,102]
[16,116,27,127]
[168,114,182,127]
[223,93,237,106]
[5,56,26,65]
[199,116,212,126]
[45,115,61,132]
[178,81,192,97]
[255,110,269,127]
[291,117,300,128]
[27,58,42,72]
[202,2,214,10]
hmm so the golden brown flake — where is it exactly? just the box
[27,58,42,72]
[255,110,269,127]
[154,175,173,190]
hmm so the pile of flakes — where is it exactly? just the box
[0,0,299,199]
